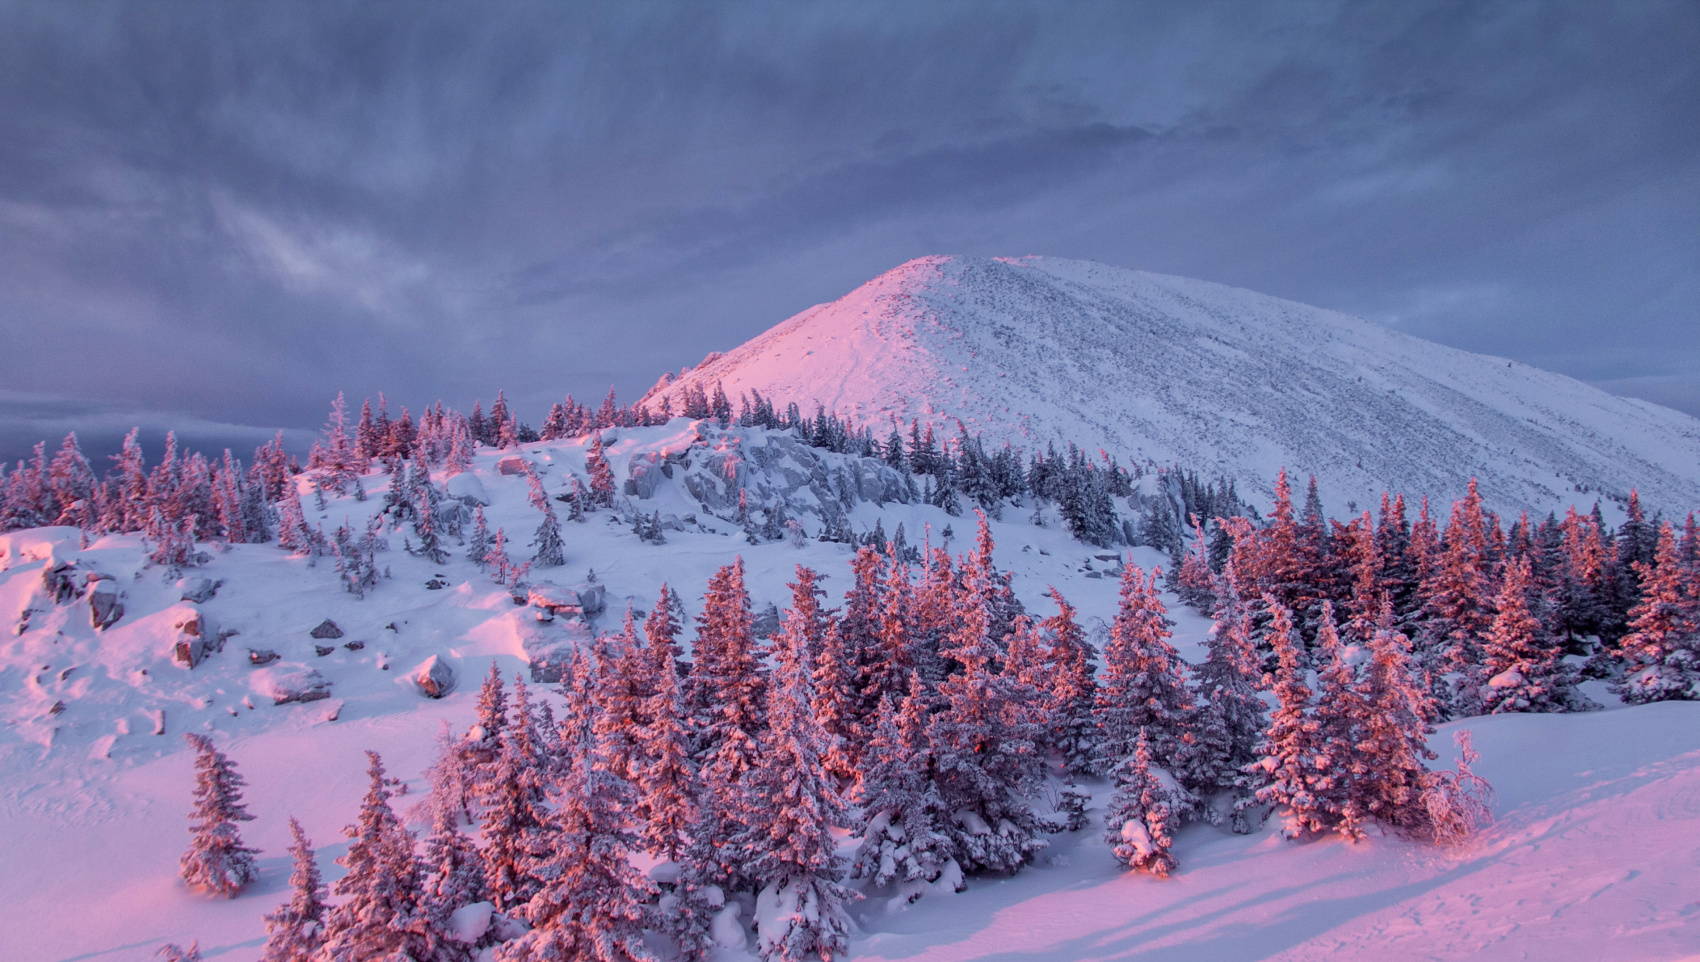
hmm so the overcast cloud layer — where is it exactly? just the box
[0,0,1695,464]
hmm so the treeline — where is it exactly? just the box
[1174,470,1700,716]
[0,386,1174,552]
[184,516,1494,962]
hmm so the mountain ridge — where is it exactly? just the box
[643,255,1700,516]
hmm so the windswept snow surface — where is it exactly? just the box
[1,424,1697,961]
[644,255,1700,516]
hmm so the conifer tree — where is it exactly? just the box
[811,618,864,788]
[525,467,566,568]
[1104,729,1188,877]
[594,609,650,786]
[690,558,766,780]
[179,733,260,898]
[585,432,616,508]
[1482,557,1582,713]
[1185,561,1266,825]
[1350,610,1437,830]
[1246,601,1327,838]
[419,803,487,940]
[634,610,699,864]
[1419,479,1496,714]
[732,589,853,962]
[499,674,656,962]
[1095,564,1193,772]
[852,677,954,899]
[478,728,551,913]
[1309,605,1367,837]
[929,551,1048,873]
[644,583,689,678]
[1614,521,1700,704]
[466,506,491,567]
[1040,586,1098,777]
[323,752,439,962]
[261,818,327,962]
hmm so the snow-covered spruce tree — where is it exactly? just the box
[419,801,488,943]
[311,392,366,496]
[928,551,1048,874]
[685,558,768,887]
[1309,605,1367,838]
[412,481,449,565]
[477,726,551,913]
[644,582,689,679]
[1614,521,1700,704]
[1095,564,1194,773]
[1481,557,1585,713]
[466,506,492,567]
[1244,600,1327,838]
[812,618,864,788]
[1040,586,1098,778]
[322,752,439,962]
[690,558,767,780]
[1418,479,1497,715]
[729,590,853,962]
[1420,730,1495,844]
[852,676,955,900]
[261,818,326,962]
[1176,518,1217,611]
[594,609,650,787]
[484,527,521,587]
[585,432,617,508]
[498,678,656,962]
[1350,611,1437,831]
[1104,729,1193,877]
[525,467,566,568]
[634,609,699,865]
[179,733,259,898]
[1185,565,1267,828]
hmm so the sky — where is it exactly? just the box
[0,0,1696,465]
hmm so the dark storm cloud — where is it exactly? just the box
[0,0,1695,464]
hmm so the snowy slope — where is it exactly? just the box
[642,255,1700,516]
[3,425,1699,961]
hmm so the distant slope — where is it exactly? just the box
[643,255,1700,515]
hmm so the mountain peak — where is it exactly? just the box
[645,256,1700,515]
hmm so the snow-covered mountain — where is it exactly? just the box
[643,256,1700,516]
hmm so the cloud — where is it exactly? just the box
[0,390,313,467]
[0,0,1693,437]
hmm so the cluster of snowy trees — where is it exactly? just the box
[1174,470,1700,717]
[175,514,1505,962]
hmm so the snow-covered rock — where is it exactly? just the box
[251,665,332,705]
[176,576,219,604]
[410,654,456,698]
[86,576,122,630]
[448,901,494,943]
[445,471,490,505]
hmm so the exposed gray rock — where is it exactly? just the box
[309,619,344,640]
[177,576,219,603]
[256,666,332,705]
[247,648,279,666]
[88,577,123,630]
[411,654,457,698]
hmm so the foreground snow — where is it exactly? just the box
[2,431,1696,961]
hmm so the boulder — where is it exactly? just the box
[411,655,457,698]
[496,456,532,476]
[255,666,333,705]
[172,638,206,668]
[309,619,344,640]
[42,562,80,604]
[247,648,280,666]
[445,471,490,505]
[626,452,667,500]
[88,577,124,630]
[177,576,219,604]
[170,605,210,668]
